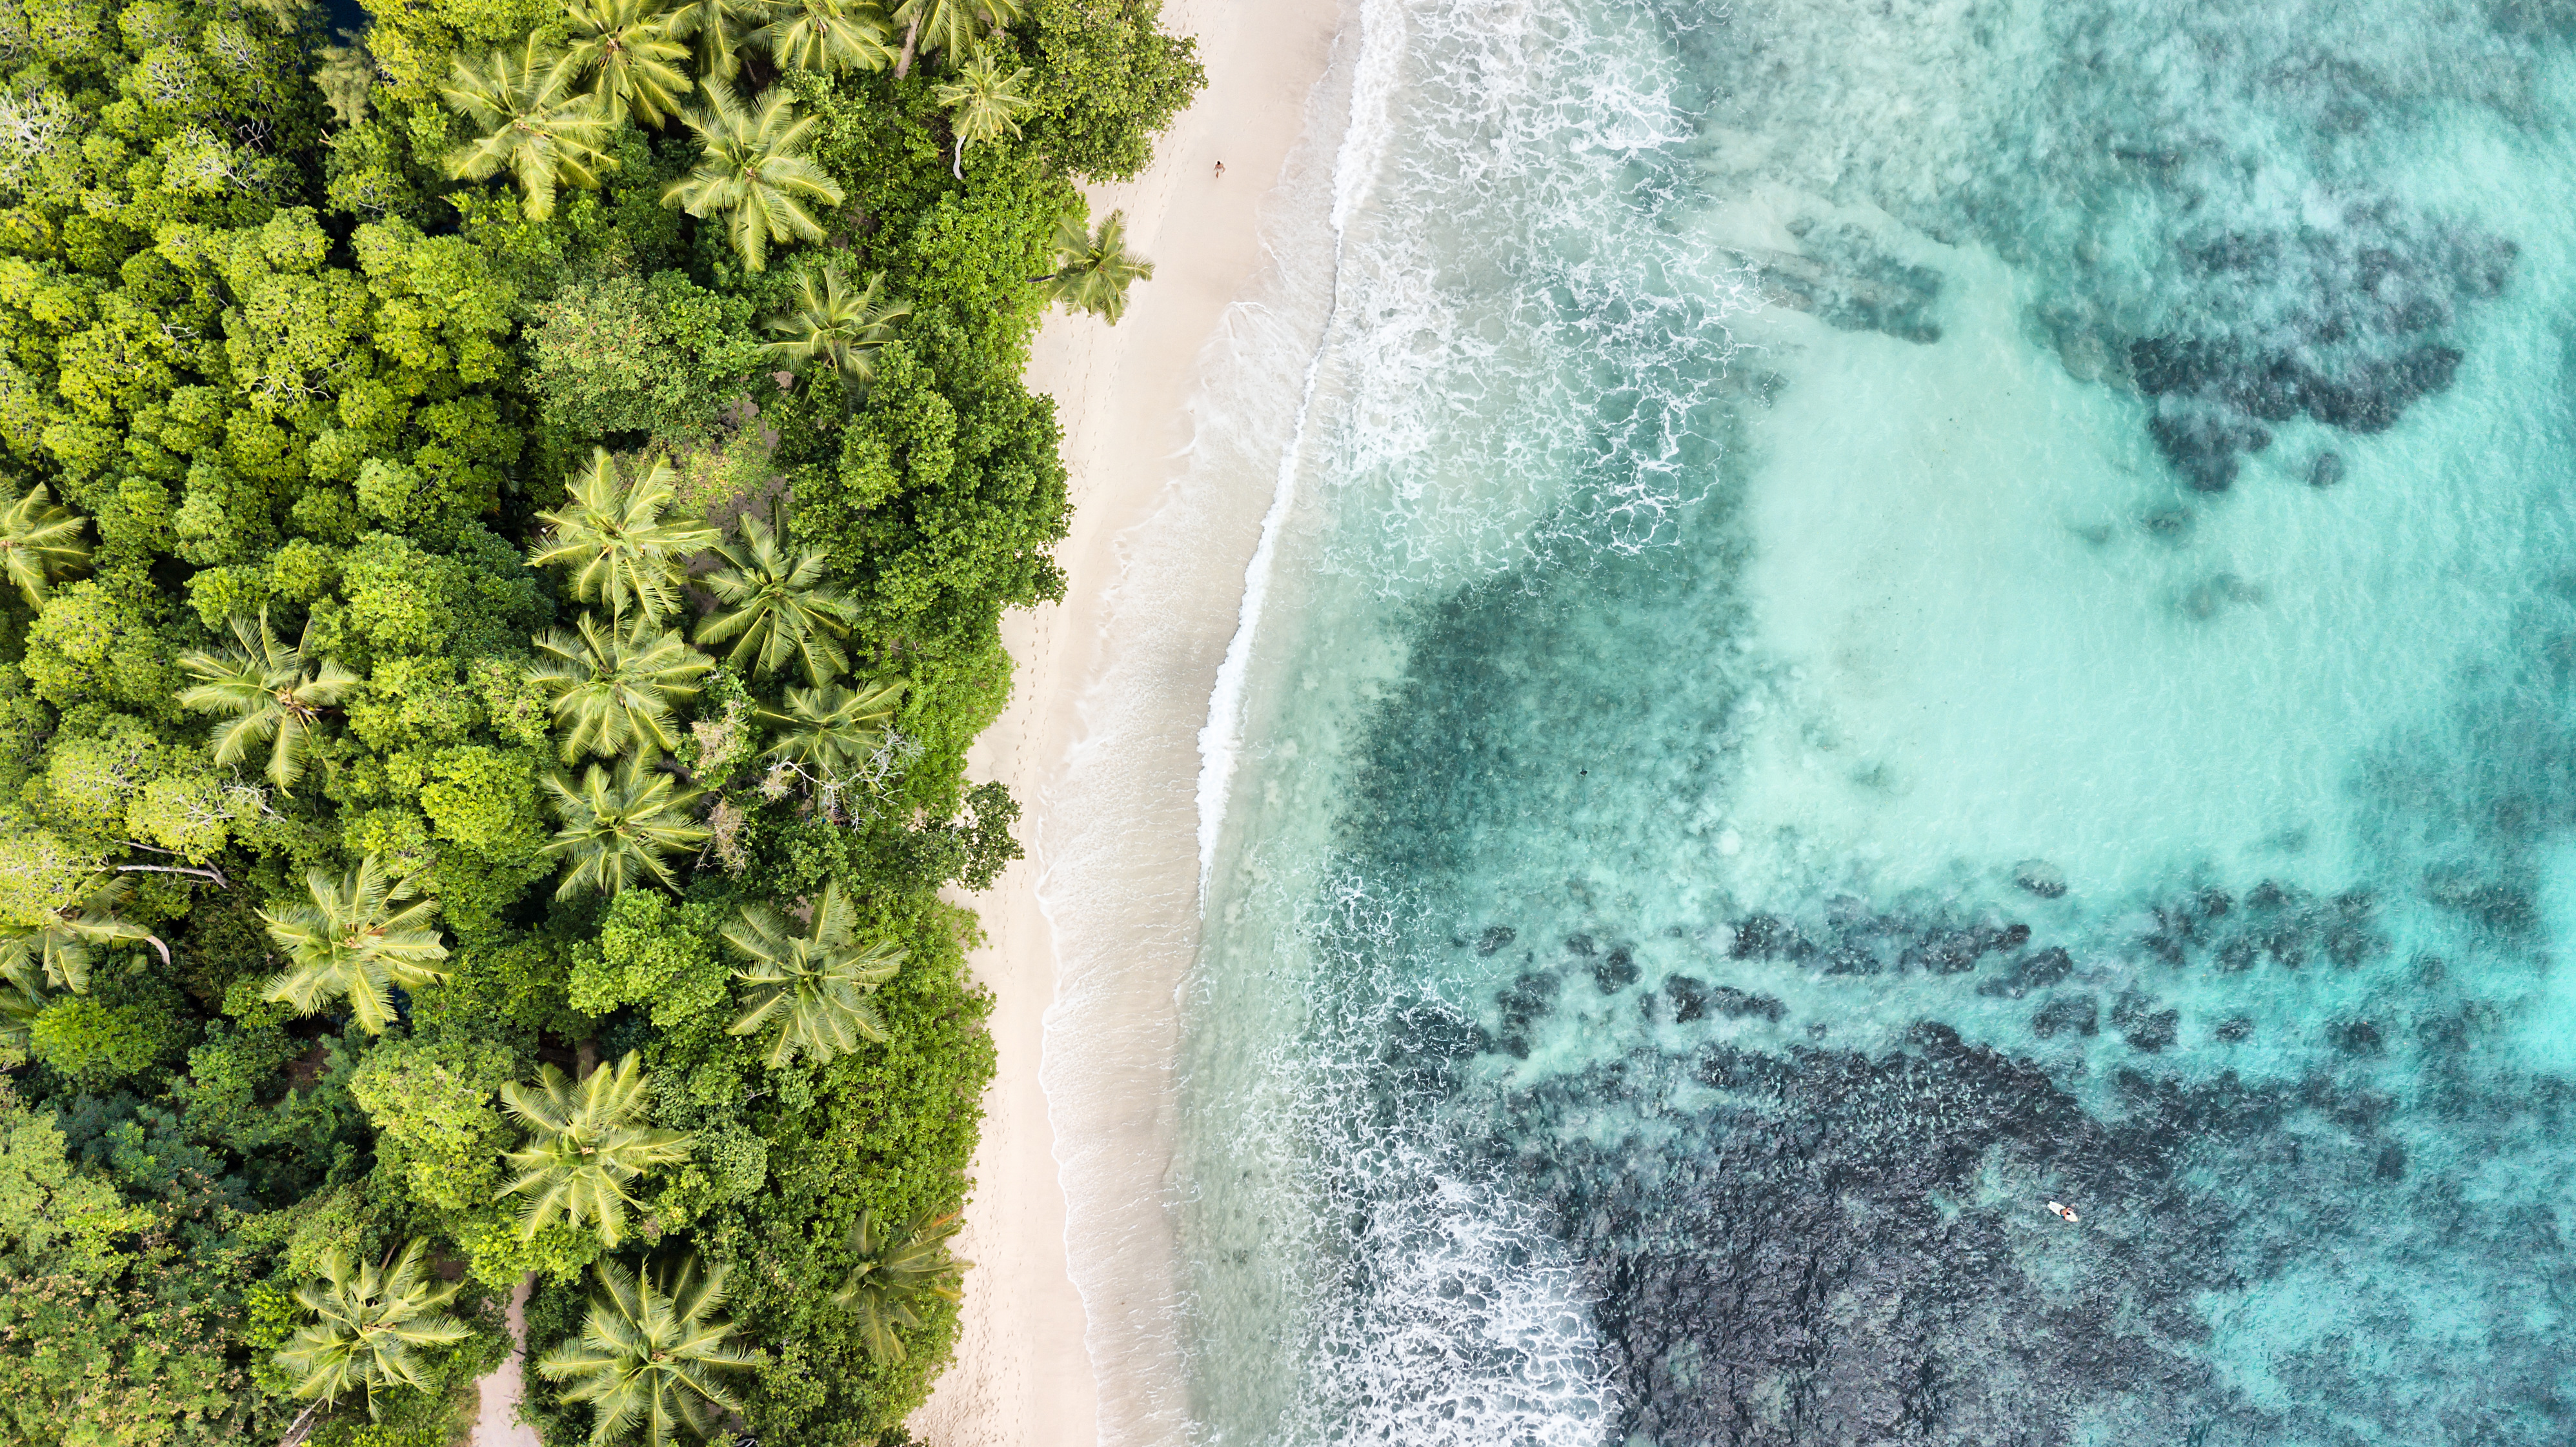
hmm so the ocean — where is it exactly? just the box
[1170,0,2576,1441]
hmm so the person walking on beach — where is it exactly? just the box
[1214,160,1226,179]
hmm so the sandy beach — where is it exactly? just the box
[905,5,1347,1446]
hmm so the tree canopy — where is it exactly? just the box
[0,0,1200,1437]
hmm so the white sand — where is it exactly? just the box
[470,1275,538,1447]
[907,3,1349,1444]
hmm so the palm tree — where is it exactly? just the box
[758,676,904,778]
[722,880,903,1067]
[1,481,90,607]
[831,1208,967,1362]
[259,856,451,1035]
[665,0,763,79]
[497,1052,692,1246]
[440,37,616,221]
[751,0,895,76]
[762,267,908,396]
[929,46,1032,179]
[889,0,1020,78]
[530,614,716,762]
[538,1256,757,1447]
[661,84,845,273]
[274,1241,472,1417]
[693,514,856,682]
[566,0,695,127]
[176,609,359,795]
[0,980,39,1052]
[1037,210,1153,325]
[529,450,723,624]
[0,876,161,997]
[543,757,710,899]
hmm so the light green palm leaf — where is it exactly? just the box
[762,267,908,393]
[529,450,722,624]
[530,614,716,763]
[830,1208,967,1362]
[929,45,1032,178]
[0,482,91,607]
[542,756,710,900]
[176,608,359,794]
[752,0,894,75]
[721,880,902,1067]
[665,0,764,78]
[538,1255,758,1447]
[274,1240,472,1417]
[1040,209,1154,325]
[567,0,696,126]
[889,0,1020,76]
[692,514,856,681]
[756,676,904,778]
[0,875,159,997]
[440,37,615,220]
[497,1052,692,1247]
[661,85,845,273]
[259,855,450,1035]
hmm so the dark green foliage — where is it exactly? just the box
[0,0,1200,1437]
[1024,0,1205,181]
[528,269,767,445]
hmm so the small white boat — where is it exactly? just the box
[2047,1200,2080,1224]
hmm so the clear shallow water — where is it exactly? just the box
[1171,0,2576,1442]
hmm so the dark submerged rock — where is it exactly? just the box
[1593,947,1640,994]
[2032,995,2099,1038]
[2013,859,2069,898]
[1664,975,1707,1023]
[1730,913,1810,960]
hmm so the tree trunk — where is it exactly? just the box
[278,1401,326,1447]
[952,135,964,180]
[576,1037,599,1079]
[893,14,920,77]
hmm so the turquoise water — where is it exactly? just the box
[1172,0,2576,1441]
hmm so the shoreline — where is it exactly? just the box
[906,5,1349,1446]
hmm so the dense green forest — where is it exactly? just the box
[0,0,1195,1438]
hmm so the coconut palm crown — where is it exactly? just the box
[542,756,710,900]
[665,0,763,79]
[758,676,904,779]
[529,450,723,623]
[566,0,696,126]
[929,46,1032,179]
[0,875,161,998]
[176,609,359,794]
[538,1255,757,1447]
[830,1208,967,1362]
[259,855,451,1035]
[661,84,845,273]
[1,481,91,607]
[530,614,716,762]
[1039,209,1154,325]
[752,0,895,76]
[497,1051,692,1246]
[273,1240,472,1417]
[722,880,903,1067]
[762,267,909,394]
[888,0,1020,77]
[693,514,857,682]
[440,37,616,220]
